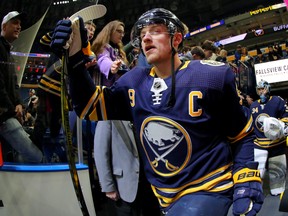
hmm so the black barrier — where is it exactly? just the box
[229,60,257,97]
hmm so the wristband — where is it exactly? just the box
[82,42,92,56]
[233,168,261,184]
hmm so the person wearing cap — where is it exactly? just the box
[0,11,43,163]
[1,11,24,42]
[50,8,264,216]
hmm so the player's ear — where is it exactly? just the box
[173,32,183,48]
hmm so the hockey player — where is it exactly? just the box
[250,80,288,196]
[50,8,264,216]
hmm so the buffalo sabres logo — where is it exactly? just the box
[140,116,192,177]
[253,29,264,37]
[255,113,270,132]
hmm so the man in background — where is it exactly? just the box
[0,11,43,163]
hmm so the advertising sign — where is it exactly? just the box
[254,59,288,84]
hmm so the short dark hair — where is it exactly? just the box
[191,46,205,59]
[181,46,191,53]
[201,40,216,53]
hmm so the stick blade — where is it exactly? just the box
[70,4,107,22]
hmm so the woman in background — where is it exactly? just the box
[91,20,129,87]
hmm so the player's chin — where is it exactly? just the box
[146,55,157,64]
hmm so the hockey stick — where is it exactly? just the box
[61,52,90,216]
[69,4,107,22]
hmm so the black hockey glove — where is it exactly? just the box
[232,162,264,216]
[50,17,88,58]
[50,19,72,56]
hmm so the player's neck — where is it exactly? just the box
[154,58,182,79]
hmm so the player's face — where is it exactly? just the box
[140,24,172,64]
[257,87,267,96]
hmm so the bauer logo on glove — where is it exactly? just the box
[233,162,264,216]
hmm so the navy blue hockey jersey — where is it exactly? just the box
[68,58,255,208]
[250,96,288,148]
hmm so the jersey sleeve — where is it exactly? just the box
[68,51,132,121]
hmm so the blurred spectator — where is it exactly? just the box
[285,40,288,57]
[240,46,252,62]
[216,49,228,63]
[268,45,281,61]
[179,46,192,61]
[22,107,35,136]
[190,46,205,60]
[84,20,96,42]
[240,46,254,67]
[234,44,242,65]
[274,43,283,58]
[254,48,267,64]
[26,89,38,118]
[201,40,217,60]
